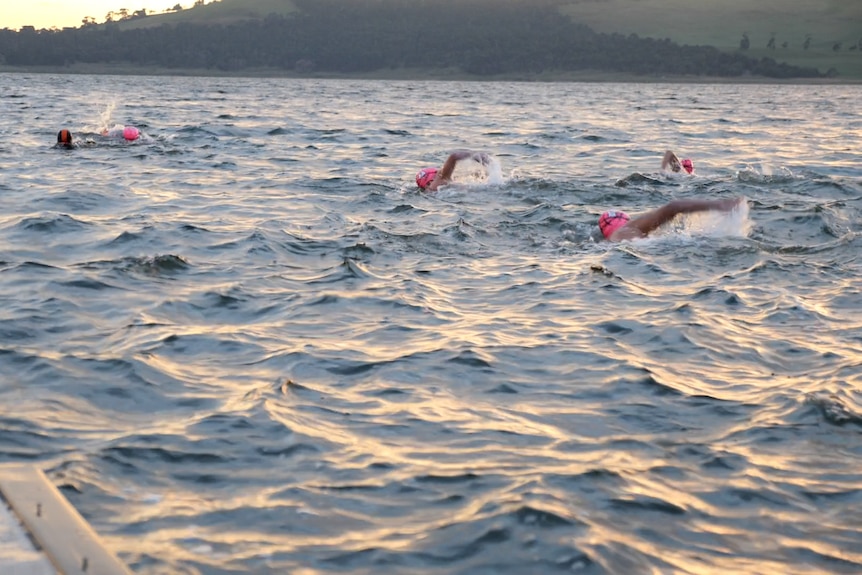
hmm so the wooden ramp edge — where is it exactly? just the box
[0,464,132,575]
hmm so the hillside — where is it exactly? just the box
[116,0,298,30]
[0,0,848,80]
[119,0,859,78]
[560,0,862,78]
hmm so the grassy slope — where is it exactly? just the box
[559,0,862,77]
[110,0,860,78]
[118,0,297,30]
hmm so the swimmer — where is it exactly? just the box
[598,197,745,242]
[101,125,140,141]
[662,150,694,174]
[56,129,75,149]
[416,150,492,191]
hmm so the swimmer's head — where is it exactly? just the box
[57,129,73,146]
[416,167,438,190]
[681,158,694,174]
[598,210,630,239]
[123,126,140,141]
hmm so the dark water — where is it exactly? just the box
[1,74,861,574]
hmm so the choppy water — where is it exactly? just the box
[1,74,861,574]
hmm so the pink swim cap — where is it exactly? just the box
[681,158,693,174]
[598,211,630,239]
[123,126,140,141]
[415,167,438,190]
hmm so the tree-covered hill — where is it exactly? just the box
[0,0,827,79]
[560,0,861,79]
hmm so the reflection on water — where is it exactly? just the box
[0,74,861,574]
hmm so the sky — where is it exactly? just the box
[1,0,211,31]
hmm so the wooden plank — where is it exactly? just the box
[0,464,131,575]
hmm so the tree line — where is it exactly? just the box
[0,0,824,78]
[741,31,861,53]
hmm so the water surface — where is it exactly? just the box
[1,74,861,574]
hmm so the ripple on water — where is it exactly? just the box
[1,77,861,574]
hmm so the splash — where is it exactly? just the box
[737,164,795,183]
[484,156,504,185]
[680,199,751,238]
[453,155,505,186]
[103,123,129,137]
[98,100,117,133]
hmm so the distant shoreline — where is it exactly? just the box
[2,64,860,84]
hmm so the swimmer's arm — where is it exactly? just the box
[432,150,492,189]
[662,150,681,172]
[438,151,467,181]
[438,150,482,178]
[616,198,743,240]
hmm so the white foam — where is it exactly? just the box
[737,164,795,183]
[681,199,751,238]
[453,155,505,186]
[82,100,118,133]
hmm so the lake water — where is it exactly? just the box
[1,74,861,574]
